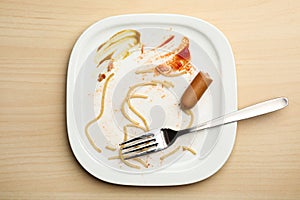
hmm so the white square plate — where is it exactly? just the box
[67,14,237,186]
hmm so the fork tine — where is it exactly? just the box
[122,142,158,155]
[123,149,158,160]
[121,138,156,150]
[119,133,154,146]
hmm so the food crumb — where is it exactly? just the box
[141,44,144,54]
[107,61,114,72]
[98,73,106,82]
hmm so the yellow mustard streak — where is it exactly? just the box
[95,30,140,66]
[84,73,114,153]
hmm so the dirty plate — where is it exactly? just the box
[67,14,237,186]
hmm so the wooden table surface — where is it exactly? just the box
[1,0,299,199]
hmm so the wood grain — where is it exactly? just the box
[0,0,299,199]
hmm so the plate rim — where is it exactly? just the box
[66,13,237,186]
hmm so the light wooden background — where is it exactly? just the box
[0,0,299,199]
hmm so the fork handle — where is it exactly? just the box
[178,97,288,135]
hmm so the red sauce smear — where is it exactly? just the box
[156,38,192,73]
[167,45,192,71]
[107,61,114,72]
[156,35,175,48]
[141,44,144,54]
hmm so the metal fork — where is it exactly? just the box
[120,97,288,159]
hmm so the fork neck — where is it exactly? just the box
[177,122,209,136]
[162,128,178,144]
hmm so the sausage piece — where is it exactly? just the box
[180,71,212,109]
